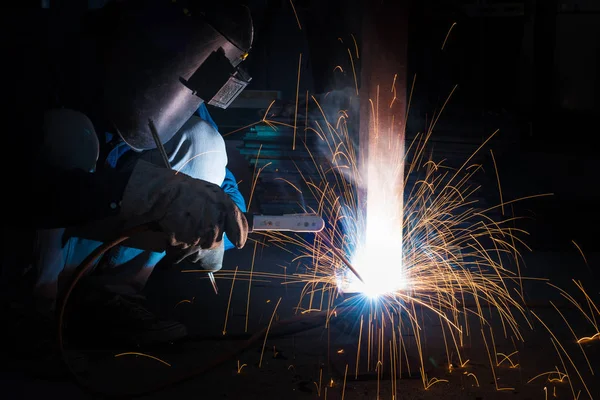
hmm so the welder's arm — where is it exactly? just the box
[26,162,132,229]
[26,159,248,256]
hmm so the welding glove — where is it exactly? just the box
[120,160,248,261]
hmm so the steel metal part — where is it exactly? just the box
[245,213,325,233]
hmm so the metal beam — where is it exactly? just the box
[359,0,409,189]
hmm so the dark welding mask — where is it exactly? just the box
[100,0,253,150]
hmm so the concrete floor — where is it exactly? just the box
[3,241,599,400]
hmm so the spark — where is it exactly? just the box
[577,332,600,344]
[390,74,398,108]
[246,242,258,333]
[441,22,457,50]
[275,177,302,193]
[464,371,480,387]
[390,339,397,397]
[223,121,261,138]
[263,99,278,120]
[293,53,302,150]
[341,364,348,400]
[303,91,309,143]
[356,314,363,378]
[572,240,589,269]
[259,297,282,368]
[114,352,171,367]
[223,266,238,335]
[175,150,222,174]
[423,375,449,390]
[315,368,322,396]
[351,33,359,58]
[527,369,568,384]
[496,351,519,368]
[347,48,359,96]
[289,0,301,30]
[237,360,247,374]
[247,144,264,208]
[174,299,192,308]
[489,149,504,215]
[300,308,321,314]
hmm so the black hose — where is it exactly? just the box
[55,224,151,397]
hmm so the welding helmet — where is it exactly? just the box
[99,0,253,150]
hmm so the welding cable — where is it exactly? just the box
[56,225,335,398]
[55,225,153,389]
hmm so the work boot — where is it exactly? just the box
[66,288,188,347]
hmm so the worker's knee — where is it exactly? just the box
[168,116,227,185]
[132,115,227,184]
[42,109,99,172]
[187,117,226,155]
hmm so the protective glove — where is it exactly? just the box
[120,160,248,259]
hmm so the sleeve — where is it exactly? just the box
[22,162,133,229]
[220,168,247,251]
[197,102,219,132]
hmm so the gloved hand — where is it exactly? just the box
[120,160,248,259]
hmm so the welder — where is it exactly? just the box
[4,0,253,345]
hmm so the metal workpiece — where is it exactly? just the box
[244,213,325,233]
